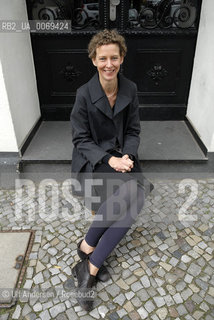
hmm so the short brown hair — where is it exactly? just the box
[88,29,127,60]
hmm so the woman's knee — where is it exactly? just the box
[123,179,139,205]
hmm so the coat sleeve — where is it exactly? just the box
[122,84,141,157]
[70,90,110,168]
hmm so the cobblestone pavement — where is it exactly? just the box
[0,178,214,320]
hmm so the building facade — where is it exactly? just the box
[0,0,213,167]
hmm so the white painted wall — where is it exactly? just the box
[0,0,41,152]
[0,0,213,154]
[0,61,18,152]
[187,0,214,152]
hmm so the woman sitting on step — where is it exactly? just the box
[70,29,153,311]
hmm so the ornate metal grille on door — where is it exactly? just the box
[28,0,198,30]
[26,0,202,120]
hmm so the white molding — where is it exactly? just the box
[0,0,41,152]
[187,0,214,152]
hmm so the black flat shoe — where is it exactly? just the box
[77,239,110,282]
[72,258,96,312]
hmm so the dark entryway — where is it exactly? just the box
[26,0,202,120]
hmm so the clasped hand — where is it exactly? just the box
[108,154,134,173]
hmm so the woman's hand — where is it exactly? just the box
[108,155,134,173]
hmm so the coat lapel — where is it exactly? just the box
[88,72,112,119]
[113,73,132,117]
[88,72,132,119]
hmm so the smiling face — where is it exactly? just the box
[92,43,124,84]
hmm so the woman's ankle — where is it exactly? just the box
[88,260,99,276]
[80,239,95,254]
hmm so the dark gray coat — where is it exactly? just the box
[70,72,153,197]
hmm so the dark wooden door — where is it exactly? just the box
[26,0,202,120]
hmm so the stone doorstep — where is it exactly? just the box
[21,121,206,161]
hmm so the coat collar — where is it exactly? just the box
[88,72,132,119]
